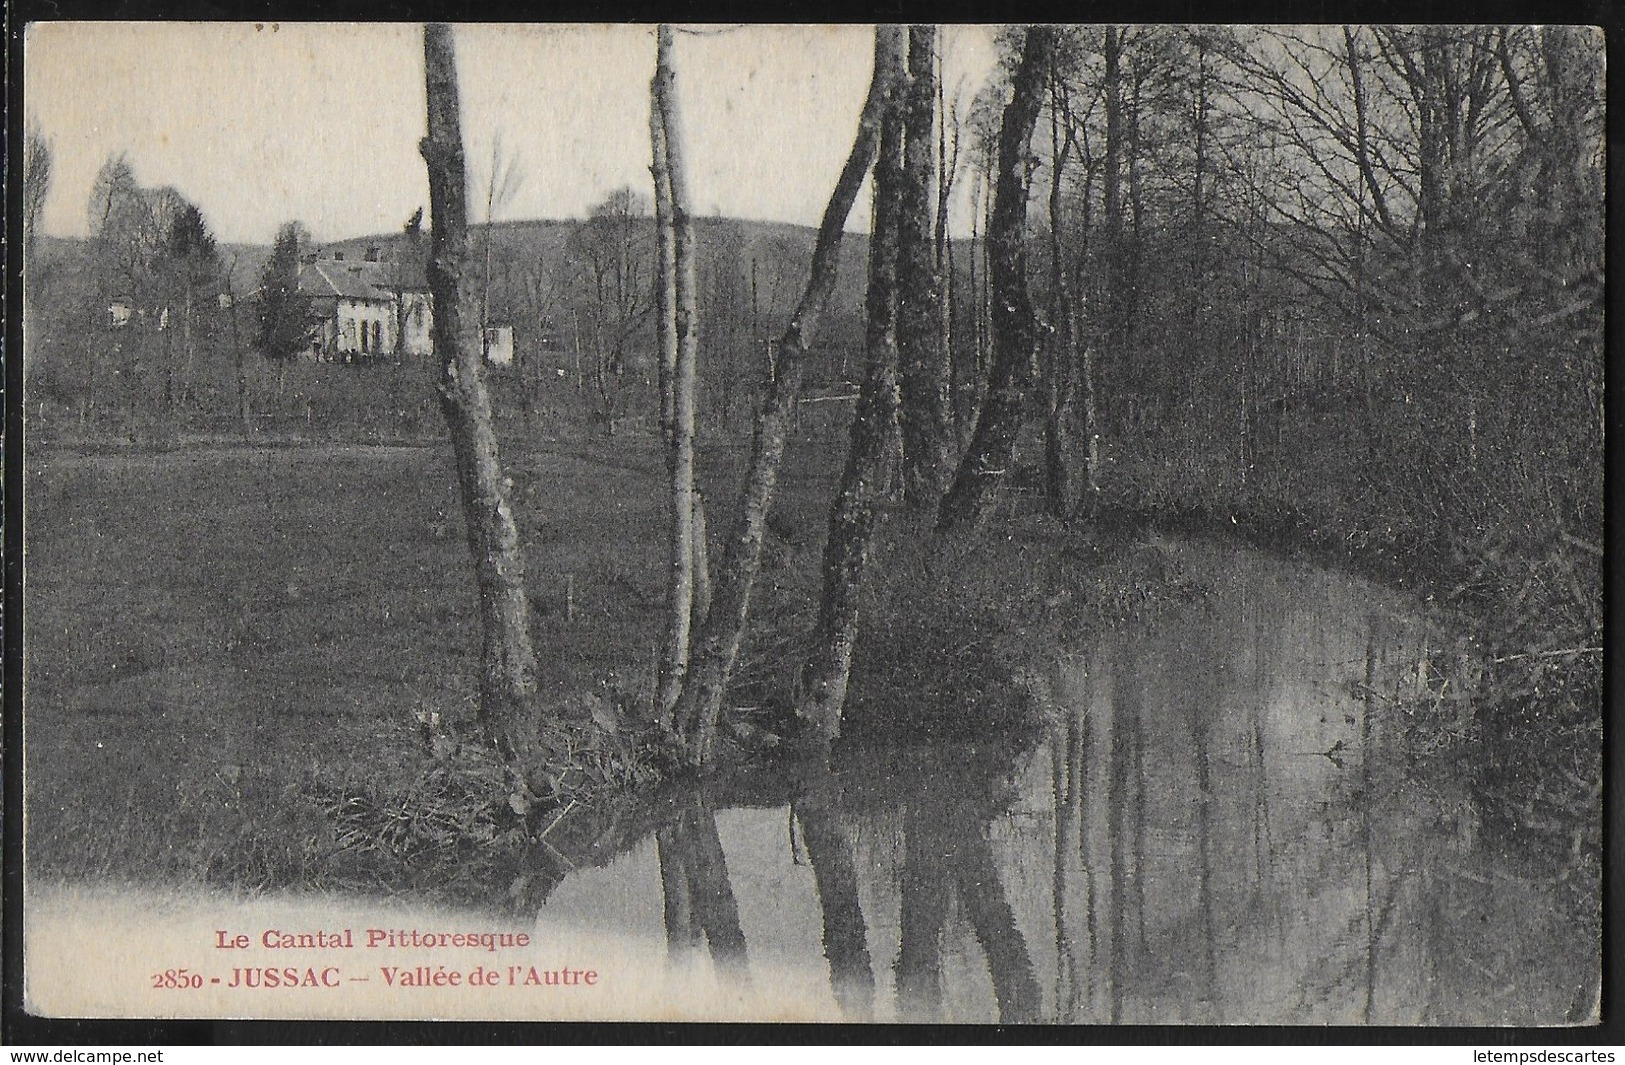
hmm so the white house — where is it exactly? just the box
[482,325,515,367]
[297,254,433,362]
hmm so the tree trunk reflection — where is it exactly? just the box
[796,789,876,1021]
[656,798,749,982]
[895,796,950,1021]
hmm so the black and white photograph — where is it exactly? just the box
[15,21,1604,1026]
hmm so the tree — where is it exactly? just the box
[797,27,909,745]
[420,22,544,779]
[223,251,252,433]
[1040,42,1094,517]
[651,24,707,719]
[389,207,428,359]
[565,188,656,433]
[669,27,899,766]
[936,27,1057,534]
[158,201,222,411]
[478,134,526,355]
[896,25,952,509]
[22,129,52,271]
[22,128,53,377]
[256,221,311,361]
[86,155,189,420]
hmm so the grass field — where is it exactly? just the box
[22,434,849,895]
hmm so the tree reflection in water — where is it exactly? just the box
[795,780,876,1021]
[554,549,1594,1024]
[655,796,749,983]
[884,758,1041,1024]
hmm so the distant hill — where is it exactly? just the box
[321,214,873,330]
[318,215,877,384]
[35,215,878,323]
[28,214,902,391]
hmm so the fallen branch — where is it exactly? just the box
[1490,646,1601,664]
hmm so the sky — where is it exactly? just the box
[25,23,1002,246]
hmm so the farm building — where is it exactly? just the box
[297,252,433,362]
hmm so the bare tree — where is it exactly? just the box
[420,23,544,778]
[1041,53,1092,517]
[936,27,1057,535]
[566,188,655,433]
[478,133,526,350]
[934,43,970,408]
[670,28,900,766]
[798,28,909,744]
[224,251,252,434]
[22,128,52,269]
[896,25,952,509]
[652,24,706,719]
[86,156,189,422]
[22,128,53,378]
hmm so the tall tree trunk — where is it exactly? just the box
[963,179,981,439]
[896,25,951,510]
[670,28,901,767]
[798,49,907,745]
[934,62,959,443]
[420,23,542,776]
[936,27,1056,535]
[652,25,702,721]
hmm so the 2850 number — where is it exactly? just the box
[151,968,203,989]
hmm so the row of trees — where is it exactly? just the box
[26,151,306,432]
[980,25,1603,538]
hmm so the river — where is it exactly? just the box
[529,545,1597,1024]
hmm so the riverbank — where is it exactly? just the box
[1099,423,1603,923]
[20,435,1198,905]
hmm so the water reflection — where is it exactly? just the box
[534,547,1595,1024]
[795,784,875,1019]
[656,797,749,980]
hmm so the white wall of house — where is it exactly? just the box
[337,298,393,358]
[482,325,515,366]
[399,293,433,357]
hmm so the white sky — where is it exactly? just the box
[25,22,1002,246]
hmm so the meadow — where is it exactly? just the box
[22,435,846,897]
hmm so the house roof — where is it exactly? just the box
[297,259,427,303]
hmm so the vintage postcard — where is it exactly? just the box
[18,22,1603,1026]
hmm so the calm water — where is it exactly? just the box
[532,546,1597,1025]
